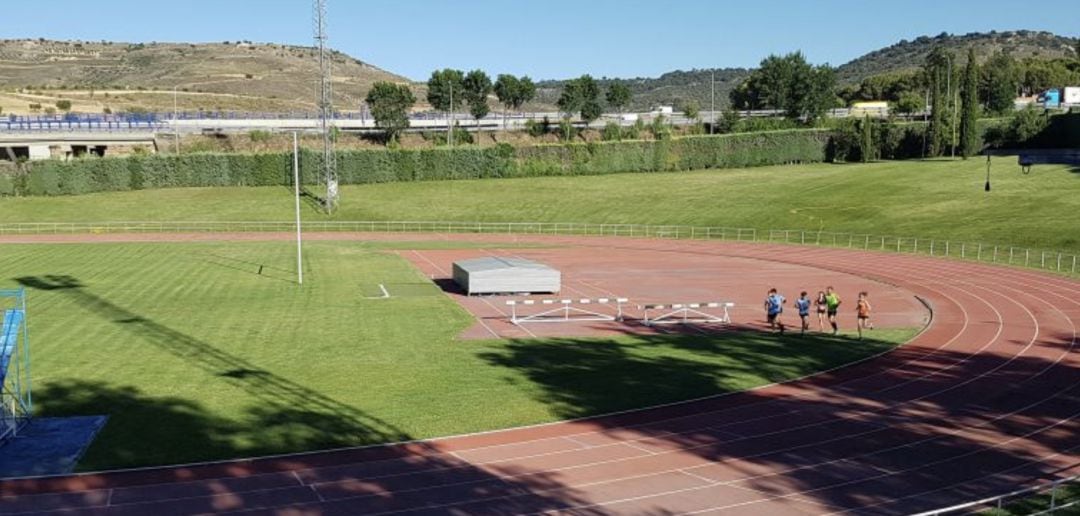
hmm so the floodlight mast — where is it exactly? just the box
[314,0,338,213]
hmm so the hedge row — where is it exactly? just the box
[0,130,831,197]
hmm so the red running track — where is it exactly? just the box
[0,233,1078,515]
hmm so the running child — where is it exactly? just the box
[825,286,842,335]
[856,291,874,339]
[795,291,811,335]
[764,288,786,334]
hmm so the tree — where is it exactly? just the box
[729,52,836,122]
[426,69,464,143]
[959,48,981,159]
[859,116,874,163]
[556,75,602,138]
[894,92,924,116]
[606,82,632,113]
[55,99,72,112]
[924,46,951,156]
[365,81,415,141]
[462,69,492,131]
[493,74,536,129]
[983,52,1020,114]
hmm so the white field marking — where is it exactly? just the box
[559,435,594,449]
[479,295,536,338]
[378,283,390,298]
[291,471,305,486]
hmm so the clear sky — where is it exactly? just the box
[2,0,1076,81]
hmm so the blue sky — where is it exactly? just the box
[2,0,1076,81]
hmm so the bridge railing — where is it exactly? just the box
[0,221,1075,276]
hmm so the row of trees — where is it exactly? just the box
[363,70,538,140]
[841,51,1080,115]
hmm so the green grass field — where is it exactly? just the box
[3,160,1079,251]
[2,240,916,471]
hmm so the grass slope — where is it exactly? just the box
[2,241,914,470]
[3,160,1079,251]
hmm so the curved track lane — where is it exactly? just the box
[1,233,1077,515]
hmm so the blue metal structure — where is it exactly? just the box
[0,288,31,443]
[1039,89,1061,109]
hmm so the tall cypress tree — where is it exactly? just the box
[925,47,951,157]
[959,48,981,159]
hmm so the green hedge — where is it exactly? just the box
[0,130,831,197]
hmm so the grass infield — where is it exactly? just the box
[2,240,917,470]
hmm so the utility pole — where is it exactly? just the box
[314,0,338,213]
[293,132,303,285]
[710,70,715,135]
[447,81,454,146]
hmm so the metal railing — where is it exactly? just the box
[0,221,1076,276]
[915,474,1079,515]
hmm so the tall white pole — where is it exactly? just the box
[710,70,715,135]
[173,86,179,154]
[293,132,303,285]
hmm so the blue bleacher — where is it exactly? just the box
[0,310,24,387]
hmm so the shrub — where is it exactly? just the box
[248,130,272,143]
[601,122,622,141]
[55,99,72,111]
[650,115,672,140]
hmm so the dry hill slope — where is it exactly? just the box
[0,39,413,114]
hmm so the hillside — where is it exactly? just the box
[837,30,1079,82]
[0,39,413,114]
[536,68,751,112]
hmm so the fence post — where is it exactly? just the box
[993,246,997,263]
[1058,253,1062,272]
[961,243,965,259]
[1041,251,1046,269]
[930,240,934,256]
[1074,255,1077,274]
[801,231,805,245]
[946,241,950,257]
[864,235,869,249]
[977,244,982,261]
[1026,249,1030,267]
[881,236,885,250]
[914,238,918,254]
[897,238,902,253]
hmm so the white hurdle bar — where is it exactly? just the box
[507,298,628,324]
[639,302,734,326]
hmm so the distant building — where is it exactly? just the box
[849,101,889,118]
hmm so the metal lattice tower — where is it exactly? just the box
[314,0,338,213]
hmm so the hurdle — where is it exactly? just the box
[639,302,733,326]
[507,298,627,324]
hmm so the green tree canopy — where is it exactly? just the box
[606,83,632,113]
[728,51,837,122]
[462,69,492,124]
[982,52,1020,114]
[365,81,416,140]
[426,68,464,113]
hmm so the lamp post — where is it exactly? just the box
[984,154,991,192]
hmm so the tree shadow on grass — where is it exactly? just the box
[2,380,618,515]
[5,276,621,514]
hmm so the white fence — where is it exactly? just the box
[0,221,1076,276]
[916,474,1079,515]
